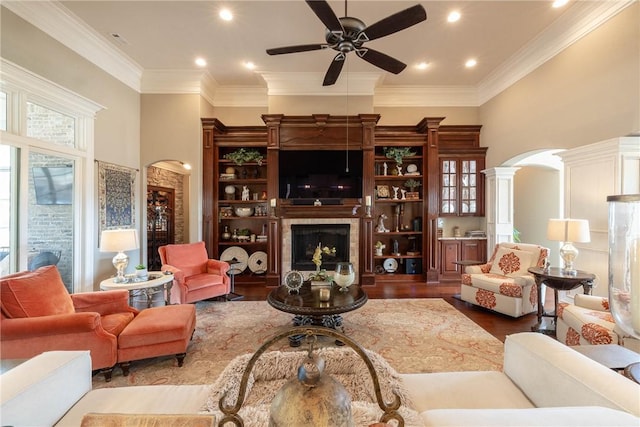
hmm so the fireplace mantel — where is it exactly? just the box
[278,202,364,219]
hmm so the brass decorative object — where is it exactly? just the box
[270,337,353,426]
[217,326,405,427]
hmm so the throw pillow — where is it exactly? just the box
[0,265,74,318]
[489,247,534,277]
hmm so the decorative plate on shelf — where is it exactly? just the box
[383,258,398,273]
[283,270,305,293]
[248,251,267,274]
[220,246,249,274]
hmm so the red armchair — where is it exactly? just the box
[158,241,230,304]
[1,265,137,379]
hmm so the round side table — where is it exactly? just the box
[528,266,595,335]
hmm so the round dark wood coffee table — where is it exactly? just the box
[267,282,368,346]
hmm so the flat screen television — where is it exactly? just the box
[32,166,73,205]
[279,150,363,200]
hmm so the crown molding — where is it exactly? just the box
[3,1,143,92]
[477,0,635,105]
[374,86,479,107]
[7,0,634,107]
[141,69,209,94]
[259,72,383,96]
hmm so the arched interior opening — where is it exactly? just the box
[145,160,191,270]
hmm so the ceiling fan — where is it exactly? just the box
[266,0,427,86]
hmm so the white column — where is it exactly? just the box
[483,167,520,254]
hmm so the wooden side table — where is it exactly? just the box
[528,266,595,334]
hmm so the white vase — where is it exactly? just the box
[136,268,148,280]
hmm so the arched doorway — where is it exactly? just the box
[145,160,191,270]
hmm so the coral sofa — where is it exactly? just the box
[461,242,549,317]
[2,332,639,426]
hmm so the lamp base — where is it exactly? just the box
[112,251,129,283]
[560,242,579,276]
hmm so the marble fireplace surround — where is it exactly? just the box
[281,217,360,284]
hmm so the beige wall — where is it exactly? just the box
[513,166,562,263]
[209,106,268,126]
[140,94,202,243]
[269,95,372,116]
[1,7,141,290]
[479,3,640,169]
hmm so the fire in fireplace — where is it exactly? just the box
[291,224,350,271]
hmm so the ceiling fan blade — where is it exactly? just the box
[359,4,427,42]
[305,0,344,34]
[266,44,328,55]
[323,54,345,86]
[357,48,406,74]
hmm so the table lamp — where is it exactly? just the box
[547,218,590,275]
[100,229,139,283]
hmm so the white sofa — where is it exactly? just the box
[461,242,549,317]
[1,333,639,426]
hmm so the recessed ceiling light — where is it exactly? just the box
[465,59,477,68]
[552,0,569,8]
[447,11,461,23]
[244,61,256,70]
[195,57,207,67]
[219,8,233,21]
[416,62,430,70]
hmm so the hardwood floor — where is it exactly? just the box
[233,281,541,343]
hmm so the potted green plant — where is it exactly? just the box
[404,178,422,200]
[383,147,416,165]
[135,264,148,279]
[223,148,264,166]
[374,241,386,256]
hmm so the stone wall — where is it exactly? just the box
[146,165,185,244]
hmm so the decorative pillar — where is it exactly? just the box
[483,167,520,253]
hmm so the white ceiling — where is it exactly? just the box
[4,1,633,105]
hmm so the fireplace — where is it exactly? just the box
[281,218,360,283]
[291,224,350,271]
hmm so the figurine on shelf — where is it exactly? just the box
[376,214,389,233]
[383,162,388,176]
[241,185,250,201]
[400,189,407,200]
[396,164,403,176]
[392,186,400,200]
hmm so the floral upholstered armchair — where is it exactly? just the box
[461,242,549,318]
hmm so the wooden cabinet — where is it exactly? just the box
[372,146,425,280]
[201,119,270,286]
[440,156,485,216]
[216,148,269,280]
[439,238,487,281]
[202,117,487,288]
[438,125,487,217]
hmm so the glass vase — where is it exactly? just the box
[334,262,355,292]
[607,194,640,339]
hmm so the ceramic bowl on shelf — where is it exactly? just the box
[235,207,254,217]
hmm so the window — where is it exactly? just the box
[0,59,102,292]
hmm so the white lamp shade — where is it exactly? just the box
[547,219,590,243]
[100,229,139,252]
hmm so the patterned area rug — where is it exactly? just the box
[93,298,504,389]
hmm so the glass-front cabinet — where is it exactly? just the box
[440,156,485,217]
